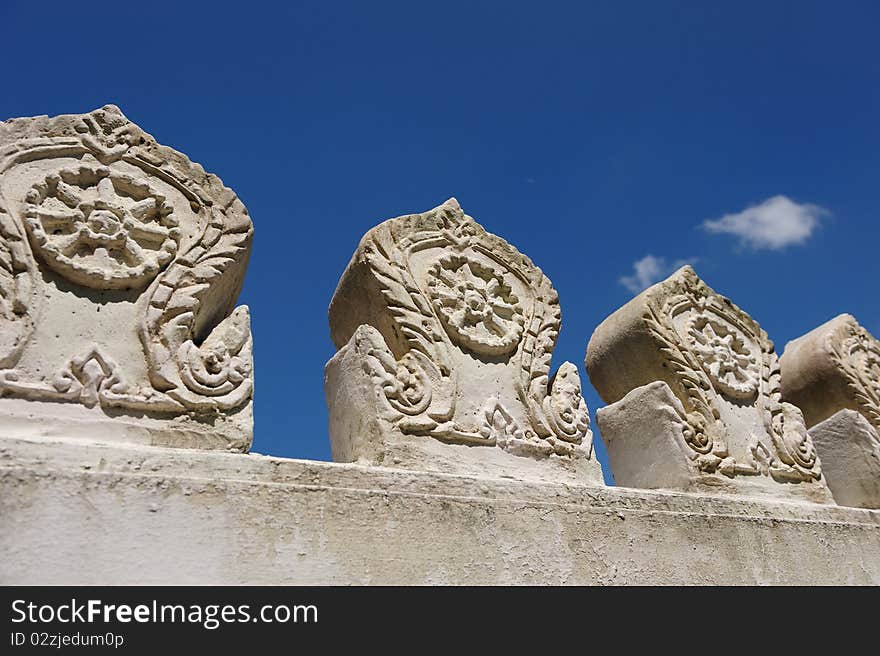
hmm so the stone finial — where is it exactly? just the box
[324,199,602,483]
[585,266,831,503]
[0,106,254,450]
[780,314,880,431]
[780,314,880,508]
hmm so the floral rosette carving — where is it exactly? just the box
[425,254,525,357]
[23,164,180,290]
[686,315,760,400]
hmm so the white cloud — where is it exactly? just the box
[702,195,828,250]
[619,255,697,294]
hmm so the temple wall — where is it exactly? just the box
[2,434,879,585]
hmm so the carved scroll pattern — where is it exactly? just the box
[644,268,820,481]
[759,335,820,481]
[361,201,591,456]
[829,321,880,432]
[0,107,254,414]
[140,202,253,411]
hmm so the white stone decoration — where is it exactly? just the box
[0,106,254,450]
[780,314,880,508]
[585,266,831,503]
[324,198,602,483]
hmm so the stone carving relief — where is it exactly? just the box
[0,201,35,370]
[826,319,880,430]
[686,315,760,400]
[425,254,525,357]
[780,315,880,508]
[325,199,601,483]
[24,164,180,289]
[586,266,830,502]
[0,106,254,449]
[781,314,880,432]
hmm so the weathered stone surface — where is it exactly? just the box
[325,199,602,484]
[0,106,253,450]
[586,266,831,503]
[780,314,880,507]
[807,410,880,508]
[3,434,879,585]
[597,381,704,491]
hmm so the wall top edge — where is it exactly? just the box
[2,434,879,528]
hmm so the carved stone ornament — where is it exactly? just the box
[780,314,880,508]
[781,314,880,431]
[0,106,253,450]
[324,199,602,484]
[585,266,831,503]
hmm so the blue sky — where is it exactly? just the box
[2,1,878,482]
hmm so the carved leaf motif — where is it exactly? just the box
[517,276,563,439]
[364,226,449,372]
[0,226,15,320]
[141,205,253,411]
[191,259,234,281]
[643,301,717,456]
[0,197,36,369]
[481,397,525,443]
[829,325,880,432]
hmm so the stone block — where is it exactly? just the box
[781,314,880,507]
[586,266,831,503]
[0,106,254,450]
[325,199,602,484]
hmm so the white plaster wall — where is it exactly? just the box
[2,435,879,585]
